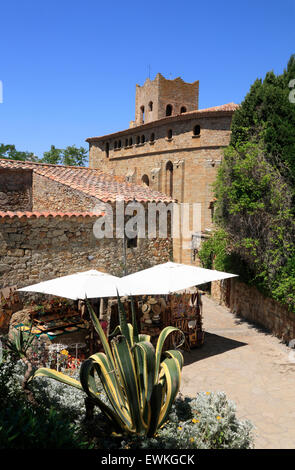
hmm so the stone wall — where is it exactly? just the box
[32,173,102,212]
[0,213,172,289]
[0,169,32,211]
[211,278,295,344]
[134,74,199,125]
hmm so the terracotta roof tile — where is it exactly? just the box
[184,102,239,114]
[0,158,172,203]
[0,211,104,219]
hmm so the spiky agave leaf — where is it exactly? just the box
[6,323,35,359]
[130,296,139,343]
[154,326,185,384]
[157,351,184,428]
[31,367,83,390]
[85,298,115,370]
[116,290,132,347]
[80,357,128,433]
[111,335,146,434]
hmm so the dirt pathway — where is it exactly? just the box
[180,295,295,449]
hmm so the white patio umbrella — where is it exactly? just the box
[118,262,238,296]
[18,269,125,300]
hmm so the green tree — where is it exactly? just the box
[0,143,38,162]
[62,145,88,167]
[0,143,88,166]
[199,55,295,311]
[41,145,63,165]
[40,144,88,166]
[230,54,295,184]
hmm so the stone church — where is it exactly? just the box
[86,73,238,264]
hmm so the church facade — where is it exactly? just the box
[86,73,238,263]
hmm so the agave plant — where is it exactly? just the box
[5,323,35,359]
[32,296,184,437]
[5,323,38,405]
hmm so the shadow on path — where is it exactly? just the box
[183,332,248,366]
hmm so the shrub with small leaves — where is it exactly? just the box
[0,357,89,449]
[0,353,254,449]
[120,392,254,449]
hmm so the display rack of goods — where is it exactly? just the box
[169,291,205,351]
[0,286,22,330]
[29,298,76,320]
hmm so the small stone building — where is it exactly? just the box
[0,158,172,290]
[86,73,238,263]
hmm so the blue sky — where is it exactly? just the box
[0,0,294,159]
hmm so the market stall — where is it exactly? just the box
[114,262,238,351]
[16,270,124,357]
[104,290,205,351]
[16,263,238,355]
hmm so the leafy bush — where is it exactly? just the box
[199,229,232,272]
[203,56,295,310]
[209,141,295,308]
[0,404,88,449]
[120,392,254,449]
[0,353,23,406]
[0,356,88,449]
[230,55,295,183]
[30,374,255,449]
[0,352,254,449]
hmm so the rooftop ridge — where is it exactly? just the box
[0,211,104,219]
[0,157,98,171]
[86,102,239,142]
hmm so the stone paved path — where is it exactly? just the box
[180,295,295,449]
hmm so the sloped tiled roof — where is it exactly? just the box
[86,102,239,142]
[0,158,172,203]
[184,102,239,114]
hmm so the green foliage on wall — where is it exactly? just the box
[199,55,295,311]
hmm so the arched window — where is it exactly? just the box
[148,101,153,111]
[105,142,109,158]
[180,106,187,113]
[141,135,145,144]
[150,132,155,142]
[125,138,129,148]
[166,104,173,116]
[136,136,140,145]
[165,161,173,198]
[140,105,145,123]
[167,129,173,140]
[193,125,201,136]
[129,137,133,146]
[142,174,149,186]
[114,141,118,149]
[118,140,121,148]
